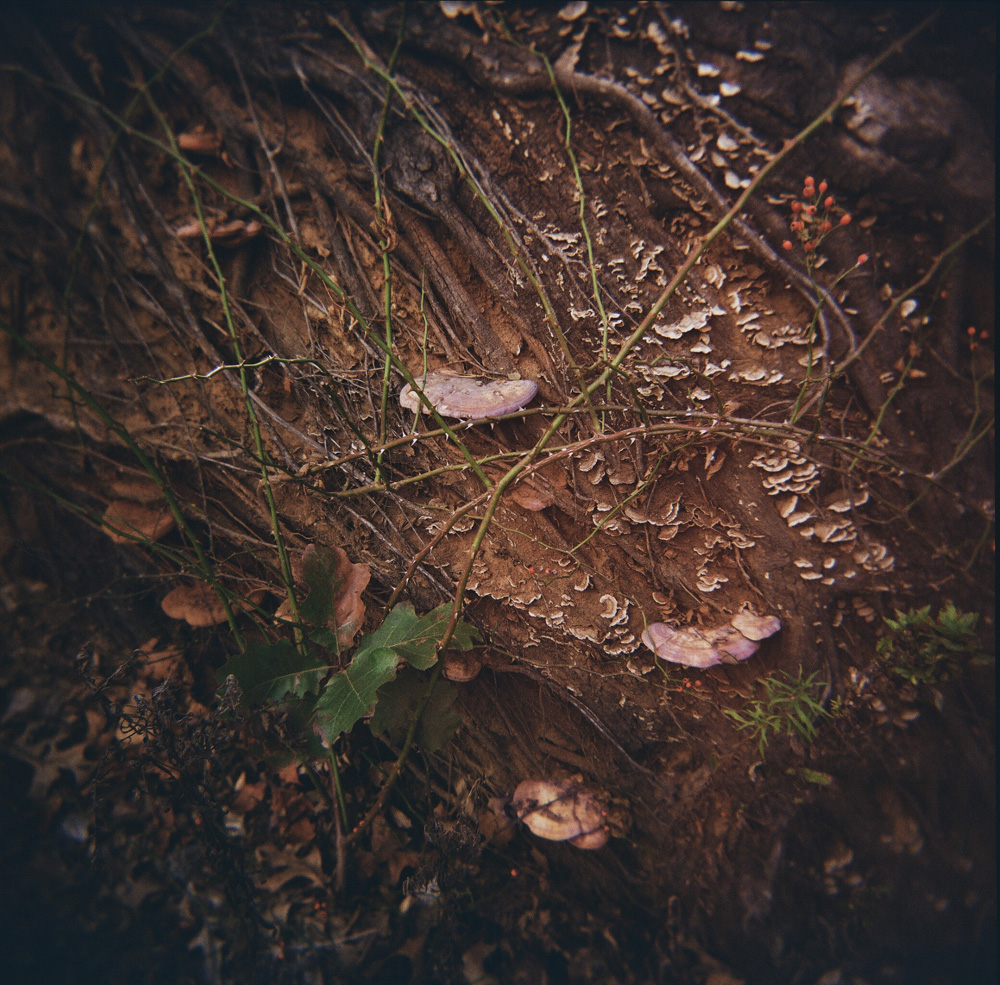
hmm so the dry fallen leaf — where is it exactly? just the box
[275,544,370,647]
[177,125,223,155]
[102,499,175,544]
[161,582,229,627]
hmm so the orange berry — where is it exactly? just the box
[840,213,852,225]
[824,196,834,208]
[818,180,828,194]
[783,240,793,250]
[791,201,802,213]
[857,253,869,265]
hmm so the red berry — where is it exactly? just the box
[782,240,793,250]
[840,213,852,225]
[857,253,869,265]
[791,201,802,213]
[818,180,828,194]
[824,196,834,208]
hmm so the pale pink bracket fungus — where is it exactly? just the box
[642,610,781,668]
[399,369,537,420]
[511,778,609,850]
[178,126,223,155]
[730,610,782,641]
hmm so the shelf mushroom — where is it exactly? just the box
[642,610,781,668]
[511,777,609,850]
[399,370,537,420]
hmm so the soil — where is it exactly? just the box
[0,4,994,984]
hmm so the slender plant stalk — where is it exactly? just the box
[373,14,406,481]
[147,95,304,639]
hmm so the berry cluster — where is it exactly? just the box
[782,176,867,272]
[967,325,990,353]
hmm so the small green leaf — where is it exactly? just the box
[798,767,833,786]
[219,639,327,706]
[314,645,400,742]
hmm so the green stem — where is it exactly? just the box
[147,96,304,641]
[373,14,406,481]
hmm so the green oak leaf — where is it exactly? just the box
[219,639,327,706]
[363,602,479,671]
[313,645,400,742]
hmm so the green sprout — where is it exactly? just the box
[725,667,828,760]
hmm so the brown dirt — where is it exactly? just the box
[0,4,994,984]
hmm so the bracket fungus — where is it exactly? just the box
[511,778,609,850]
[399,370,537,420]
[642,610,781,668]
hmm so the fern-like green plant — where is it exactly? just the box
[876,602,985,686]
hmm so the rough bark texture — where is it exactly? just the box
[0,4,994,984]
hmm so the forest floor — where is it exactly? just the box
[0,3,994,984]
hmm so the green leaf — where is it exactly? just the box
[362,603,479,671]
[314,645,400,742]
[219,639,327,706]
[308,602,479,744]
[370,666,462,753]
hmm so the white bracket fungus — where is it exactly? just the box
[399,370,537,420]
